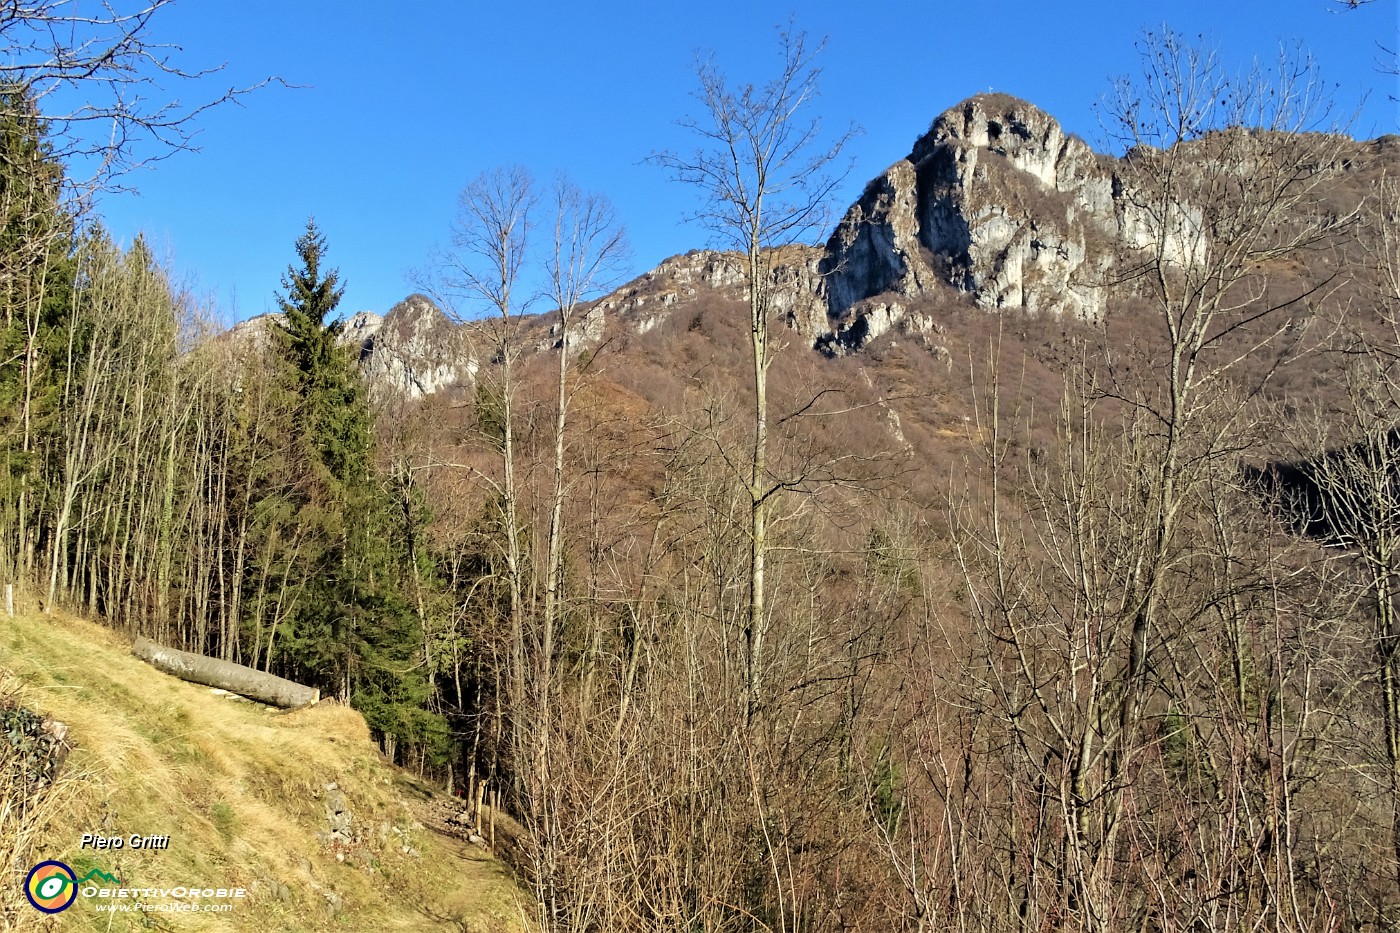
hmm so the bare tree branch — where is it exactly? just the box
[0,0,284,195]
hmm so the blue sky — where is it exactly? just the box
[89,0,1397,324]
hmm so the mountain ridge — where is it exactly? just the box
[236,93,1393,401]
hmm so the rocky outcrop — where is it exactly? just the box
[340,311,383,352]
[823,94,1121,323]
[586,246,830,340]
[225,310,380,358]
[767,246,829,335]
[345,96,1275,383]
[226,312,282,351]
[358,294,475,401]
[818,297,945,357]
[220,298,474,402]
[585,250,742,339]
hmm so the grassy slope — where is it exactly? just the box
[1,609,525,933]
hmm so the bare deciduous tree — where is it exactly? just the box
[860,31,1368,931]
[420,165,536,815]
[653,21,856,724]
[541,176,627,707]
[1259,177,1400,908]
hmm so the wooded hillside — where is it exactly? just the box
[5,13,1400,932]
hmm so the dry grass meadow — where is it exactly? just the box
[0,608,525,933]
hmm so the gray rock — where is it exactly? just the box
[586,246,830,340]
[271,93,1296,396]
[358,294,476,401]
[823,94,1123,325]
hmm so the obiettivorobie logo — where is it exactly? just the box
[23,858,248,915]
[24,861,120,914]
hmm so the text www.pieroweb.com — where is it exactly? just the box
[94,901,233,914]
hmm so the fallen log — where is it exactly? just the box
[131,637,320,709]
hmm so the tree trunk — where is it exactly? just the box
[132,636,320,708]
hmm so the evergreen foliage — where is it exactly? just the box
[0,84,75,580]
[275,219,364,484]
[267,219,445,763]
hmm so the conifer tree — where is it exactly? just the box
[269,218,445,765]
[275,219,365,485]
[271,218,360,687]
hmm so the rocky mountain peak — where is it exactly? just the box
[917,94,1081,179]
[822,94,1118,333]
[584,246,828,339]
[340,310,384,349]
[359,294,475,401]
[338,95,1390,392]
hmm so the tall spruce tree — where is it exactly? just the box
[271,219,444,764]
[272,218,368,687]
[276,219,364,485]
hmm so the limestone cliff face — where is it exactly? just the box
[223,297,474,401]
[582,250,743,340]
[340,311,383,353]
[356,295,475,401]
[347,95,1218,381]
[823,94,1120,325]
